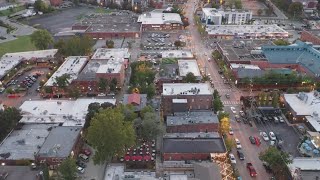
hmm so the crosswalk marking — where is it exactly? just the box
[216,88,233,92]
[222,101,241,105]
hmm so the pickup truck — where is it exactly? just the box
[247,163,257,177]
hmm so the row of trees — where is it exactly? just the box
[34,0,54,13]
[84,104,163,164]
[129,61,156,98]
[272,0,303,18]
[257,91,279,107]
[212,89,224,113]
[0,108,22,142]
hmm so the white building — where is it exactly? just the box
[288,157,320,180]
[202,8,252,25]
[178,59,201,80]
[161,50,194,59]
[44,56,88,87]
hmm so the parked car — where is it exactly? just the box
[229,128,234,135]
[229,153,236,164]
[231,107,237,114]
[77,166,85,174]
[247,163,257,177]
[235,115,241,122]
[79,154,89,162]
[249,136,256,144]
[76,160,86,168]
[274,117,279,123]
[235,138,242,149]
[261,132,269,141]
[279,116,285,123]
[269,132,277,141]
[237,150,245,160]
[239,111,245,117]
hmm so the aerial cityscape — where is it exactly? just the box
[0,0,320,179]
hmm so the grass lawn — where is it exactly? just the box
[0,36,37,57]
[95,7,112,14]
[0,6,26,17]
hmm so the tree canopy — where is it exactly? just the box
[106,40,114,48]
[30,29,53,50]
[54,36,94,56]
[182,72,197,83]
[273,39,290,46]
[288,2,303,17]
[84,102,115,129]
[58,157,77,180]
[86,107,136,164]
[54,74,71,88]
[134,112,164,141]
[0,107,21,141]
[259,147,292,178]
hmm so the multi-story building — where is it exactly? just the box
[138,12,183,31]
[201,8,252,25]
[161,83,213,116]
[292,0,318,9]
[162,133,226,161]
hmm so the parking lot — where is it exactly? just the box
[244,107,301,157]
[141,31,186,51]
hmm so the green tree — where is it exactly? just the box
[44,86,53,94]
[30,30,53,50]
[174,40,184,47]
[225,137,235,151]
[213,98,224,113]
[288,2,303,17]
[234,0,242,9]
[68,88,81,98]
[145,84,156,99]
[118,104,137,122]
[5,87,14,94]
[86,107,136,164]
[271,92,279,108]
[98,78,108,91]
[34,0,47,12]
[0,107,22,141]
[140,105,154,118]
[54,74,71,88]
[109,78,117,92]
[134,112,164,141]
[286,87,295,94]
[106,40,115,48]
[213,89,220,99]
[259,147,292,178]
[42,164,50,180]
[54,36,93,56]
[257,9,263,16]
[218,111,230,120]
[58,157,77,180]
[182,72,197,83]
[273,39,290,46]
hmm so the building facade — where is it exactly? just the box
[202,8,252,25]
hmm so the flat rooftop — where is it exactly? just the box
[163,132,220,138]
[19,98,116,126]
[0,124,54,161]
[163,136,226,153]
[202,8,251,16]
[37,126,81,158]
[162,50,193,59]
[44,56,88,86]
[178,59,201,77]
[230,63,261,70]
[2,166,39,180]
[167,111,219,126]
[288,157,320,171]
[283,91,320,116]
[217,40,270,61]
[96,59,123,74]
[91,48,130,61]
[86,23,141,33]
[105,164,157,180]
[206,24,288,36]
[138,12,182,25]
[76,60,108,81]
[0,49,58,79]
[162,83,213,96]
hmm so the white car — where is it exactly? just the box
[261,132,269,141]
[229,128,234,135]
[235,138,242,149]
[279,116,285,123]
[231,107,237,114]
[269,132,277,141]
[239,111,245,117]
[229,153,237,164]
[77,166,85,174]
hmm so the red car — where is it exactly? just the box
[247,163,257,177]
[254,137,261,146]
[82,148,92,156]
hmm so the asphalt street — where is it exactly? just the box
[184,0,272,179]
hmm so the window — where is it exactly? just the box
[192,99,194,102]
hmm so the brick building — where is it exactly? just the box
[300,30,320,45]
[161,83,213,116]
[138,12,183,31]
[166,111,219,133]
[35,126,83,169]
[162,133,226,161]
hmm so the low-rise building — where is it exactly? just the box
[104,164,157,180]
[288,157,320,180]
[162,132,226,161]
[283,91,320,132]
[161,50,194,59]
[166,111,219,133]
[300,30,320,45]
[19,98,116,126]
[138,12,183,31]
[161,83,213,116]
[206,24,288,39]
[123,93,147,111]
[0,49,58,80]
[292,0,318,9]
[44,56,89,87]
[178,60,201,80]
[202,8,252,25]
[35,126,83,169]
